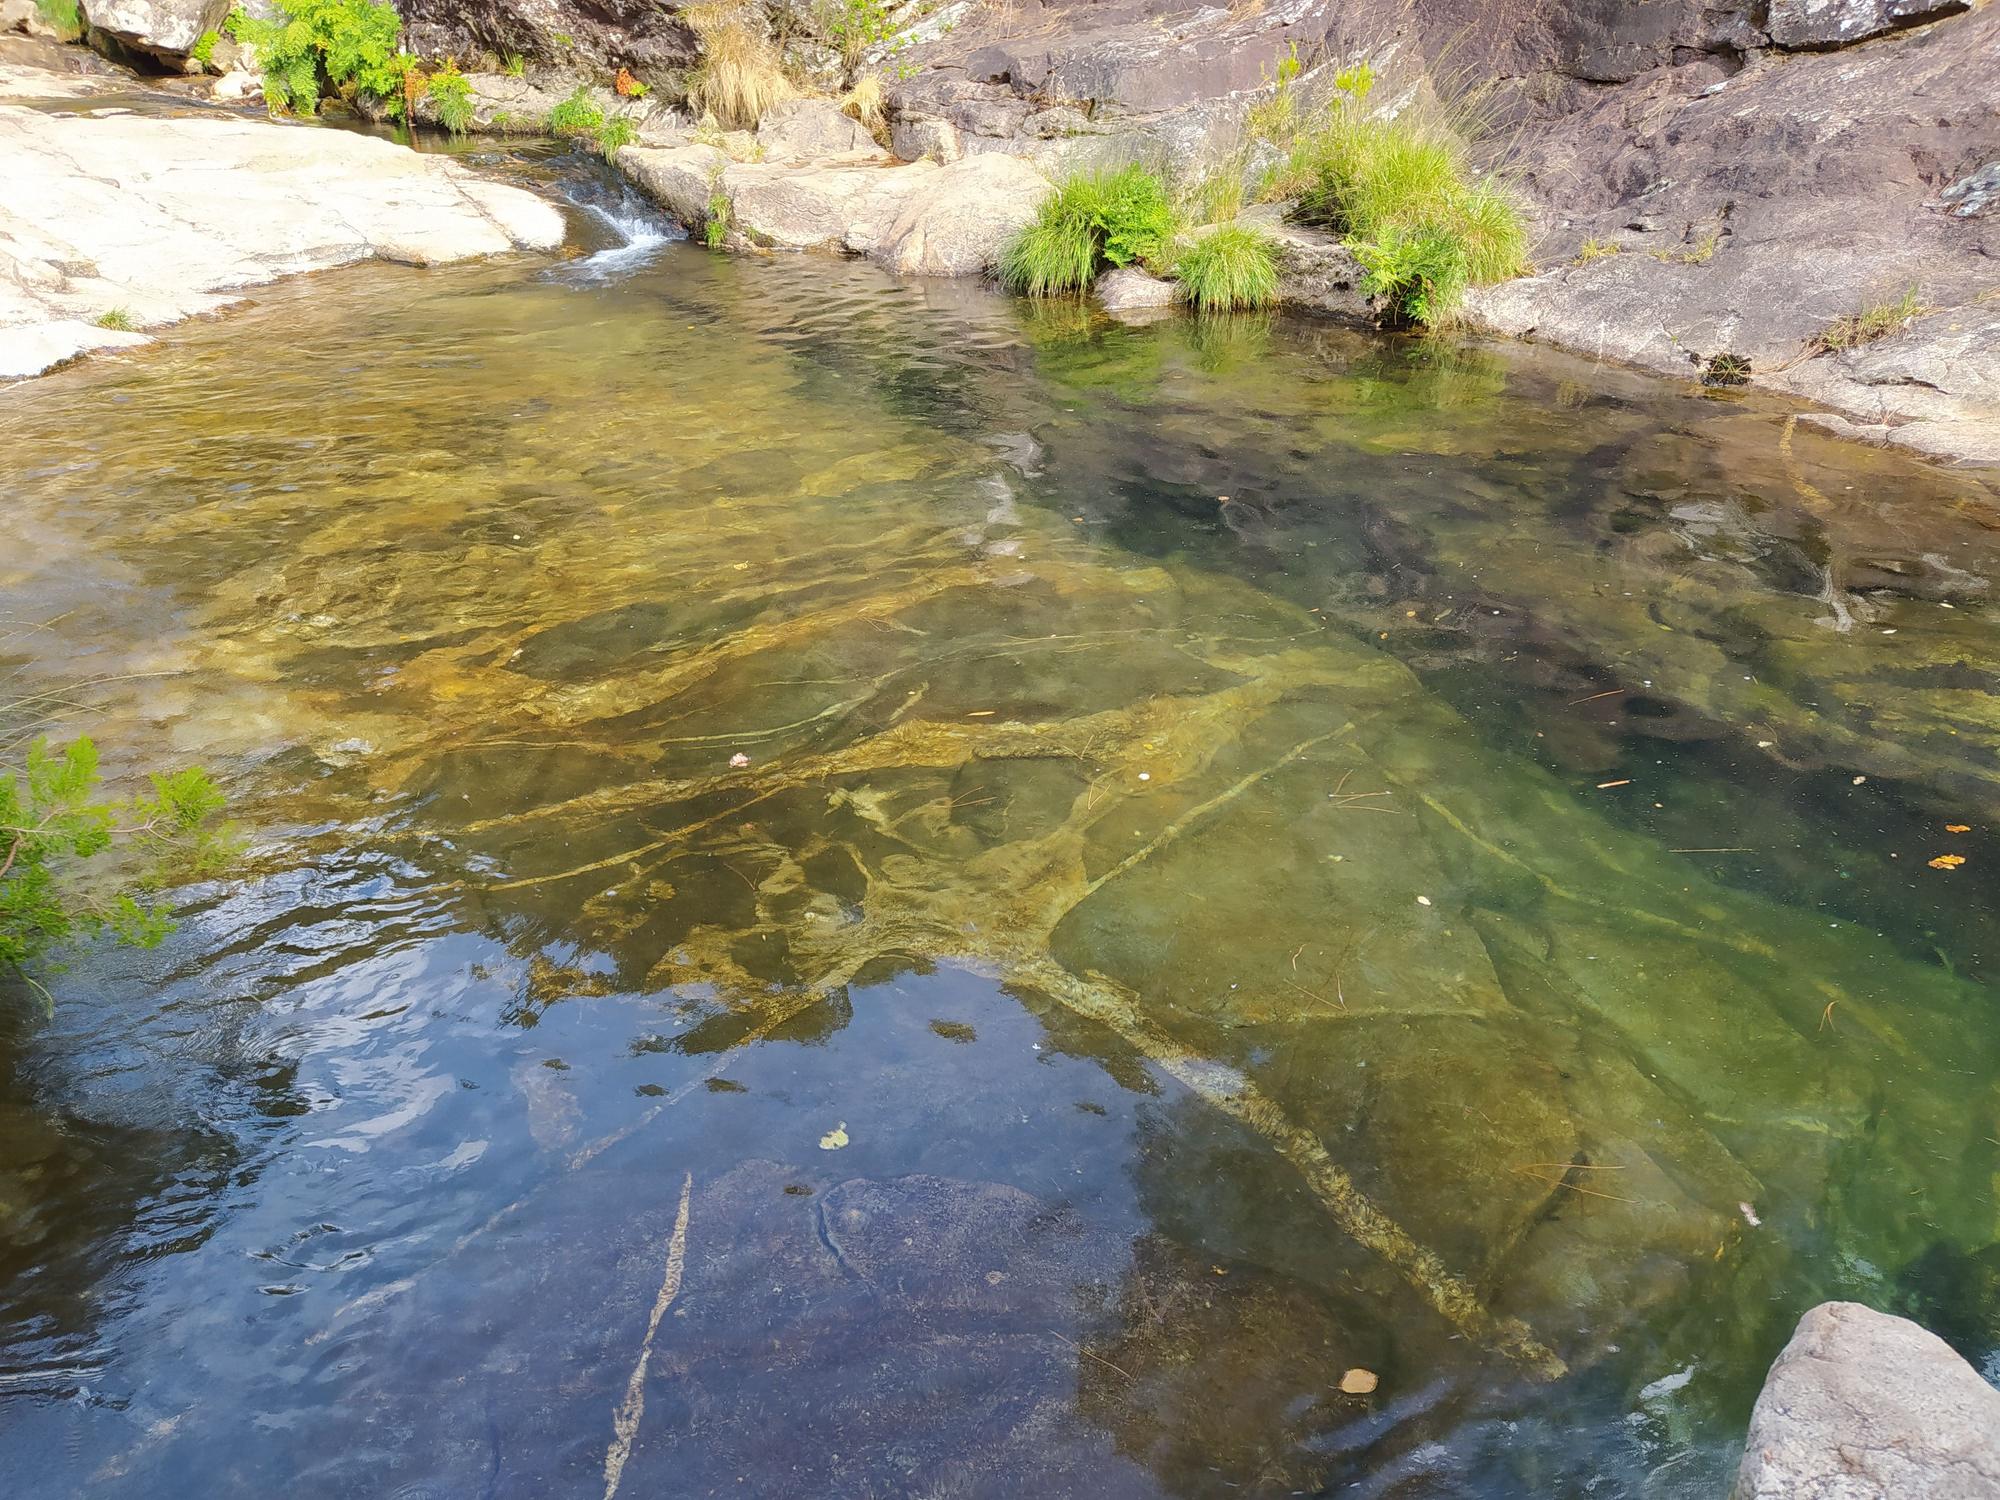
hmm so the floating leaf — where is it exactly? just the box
[1339,1368,1379,1394]
[1946,824,1971,834]
[1929,854,1966,870]
[818,1122,849,1150]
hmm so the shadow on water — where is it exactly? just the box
[2,195,1999,1496]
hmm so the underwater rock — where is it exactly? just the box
[1735,1301,2000,1498]
[1095,266,1176,314]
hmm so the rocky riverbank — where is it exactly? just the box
[3,0,1995,460]
[0,37,563,378]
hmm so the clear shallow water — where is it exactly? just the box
[4,159,2000,1497]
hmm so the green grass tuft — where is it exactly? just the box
[999,165,1175,297]
[594,116,639,159]
[93,308,136,332]
[548,85,605,137]
[1810,286,1931,354]
[1173,225,1279,312]
[32,0,82,40]
[426,57,475,136]
[1257,64,1528,326]
[190,28,221,68]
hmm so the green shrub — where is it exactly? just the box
[231,0,415,118]
[999,165,1175,297]
[1258,60,1526,325]
[190,28,222,68]
[1173,224,1279,311]
[1,737,228,1001]
[32,0,82,40]
[426,56,475,134]
[548,84,605,137]
[594,115,638,158]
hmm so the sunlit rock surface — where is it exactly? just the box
[0,99,565,379]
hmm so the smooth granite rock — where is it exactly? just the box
[1735,1302,2000,1499]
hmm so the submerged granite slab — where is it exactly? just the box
[0,98,566,379]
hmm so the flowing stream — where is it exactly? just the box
[3,151,1999,1498]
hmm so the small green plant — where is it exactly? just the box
[999,165,1176,297]
[1573,236,1620,264]
[502,51,526,77]
[190,28,222,68]
[703,188,731,249]
[93,308,136,332]
[1702,352,1751,386]
[548,84,606,136]
[1,737,229,1003]
[31,0,82,40]
[1173,224,1279,311]
[426,57,475,135]
[1810,286,1930,354]
[594,115,639,158]
[1245,42,1302,143]
[1652,229,1720,265]
[230,0,416,118]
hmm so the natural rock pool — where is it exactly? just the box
[3,162,1998,1497]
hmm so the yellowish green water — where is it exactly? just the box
[3,169,1999,1496]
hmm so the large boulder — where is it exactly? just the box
[618,145,1049,277]
[756,97,880,161]
[400,0,694,78]
[616,142,729,226]
[80,0,226,65]
[1734,1302,2000,1498]
[1766,0,1969,50]
[868,152,1050,277]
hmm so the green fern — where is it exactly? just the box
[230,0,414,118]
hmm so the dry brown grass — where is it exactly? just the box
[840,74,885,138]
[686,3,795,129]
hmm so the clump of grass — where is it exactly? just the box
[999,165,1175,296]
[1810,286,1931,354]
[1261,60,1527,326]
[1178,167,1243,226]
[502,52,526,77]
[190,28,221,69]
[1651,229,1719,265]
[1244,42,1304,144]
[1573,236,1620,264]
[841,74,884,136]
[703,187,732,249]
[93,308,136,331]
[594,115,639,159]
[32,0,82,41]
[1173,225,1279,311]
[686,2,795,129]
[426,57,475,135]
[548,85,605,137]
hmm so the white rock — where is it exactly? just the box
[1735,1302,2000,1499]
[0,101,566,380]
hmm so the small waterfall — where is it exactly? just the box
[555,165,684,282]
